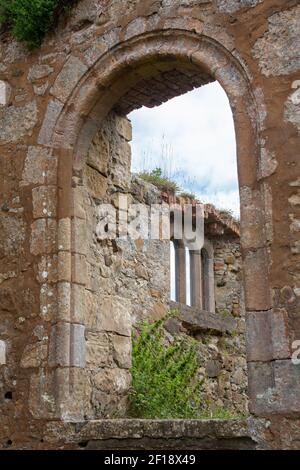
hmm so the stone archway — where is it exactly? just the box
[1,1,299,448]
[40,30,272,420]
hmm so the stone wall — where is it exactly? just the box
[80,108,248,418]
[0,0,299,449]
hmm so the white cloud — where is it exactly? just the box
[129,81,240,216]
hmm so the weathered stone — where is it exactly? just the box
[87,295,132,336]
[29,370,57,419]
[28,64,54,82]
[289,193,300,206]
[252,6,300,77]
[0,80,11,106]
[94,368,131,394]
[84,165,108,199]
[32,186,57,218]
[49,323,85,367]
[0,216,25,257]
[51,56,88,102]
[20,342,48,368]
[171,301,237,334]
[284,82,300,133]
[33,82,49,96]
[21,146,57,186]
[87,130,110,175]
[86,331,111,367]
[0,340,6,365]
[216,0,262,14]
[30,219,57,255]
[206,360,222,378]
[0,101,38,144]
[113,335,131,369]
[38,99,64,145]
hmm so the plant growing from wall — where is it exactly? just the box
[138,168,181,194]
[129,313,203,419]
[0,0,77,49]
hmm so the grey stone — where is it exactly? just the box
[171,301,237,334]
[252,6,300,77]
[0,340,6,365]
[206,360,222,378]
[28,64,54,82]
[216,0,262,14]
[50,56,88,102]
[0,80,11,106]
[38,99,64,146]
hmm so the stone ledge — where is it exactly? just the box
[43,418,268,450]
[170,301,237,334]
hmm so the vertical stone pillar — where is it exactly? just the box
[190,250,202,308]
[174,241,186,304]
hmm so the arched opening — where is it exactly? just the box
[48,31,270,421]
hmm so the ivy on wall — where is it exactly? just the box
[0,0,77,49]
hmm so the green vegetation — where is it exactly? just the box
[138,168,181,194]
[129,314,203,419]
[218,208,240,223]
[0,0,76,48]
[129,313,242,420]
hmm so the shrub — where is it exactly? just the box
[138,168,181,194]
[129,314,203,419]
[0,0,76,49]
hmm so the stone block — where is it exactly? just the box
[86,293,132,336]
[71,217,87,255]
[70,324,86,367]
[84,164,108,200]
[95,296,132,336]
[57,251,71,282]
[49,322,85,367]
[0,101,38,144]
[29,370,57,419]
[28,64,54,82]
[87,130,110,176]
[58,218,71,251]
[93,368,131,394]
[246,311,273,362]
[86,331,111,367]
[20,341,48,368]
[0,80,11,106]
[113,335,132,369]
[38,99,64,146]
[243,248,271,311]
[57,282,71,321]
[115,115,132,141]
[21,146,57,187]
[249,360,300,416]
[32,186,57,218]
[30,219,57,255]
[72,284,87,324]
[51,56,88,102]
[72,253,87,285]
[56,367,92,421]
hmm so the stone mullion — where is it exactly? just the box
[190,250,203,309]
[174,241,186,304]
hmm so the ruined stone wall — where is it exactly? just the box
[82,108,248,418]
[81,110,171,417]
[214,238,245,318]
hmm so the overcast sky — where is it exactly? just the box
[129,81,240,217]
